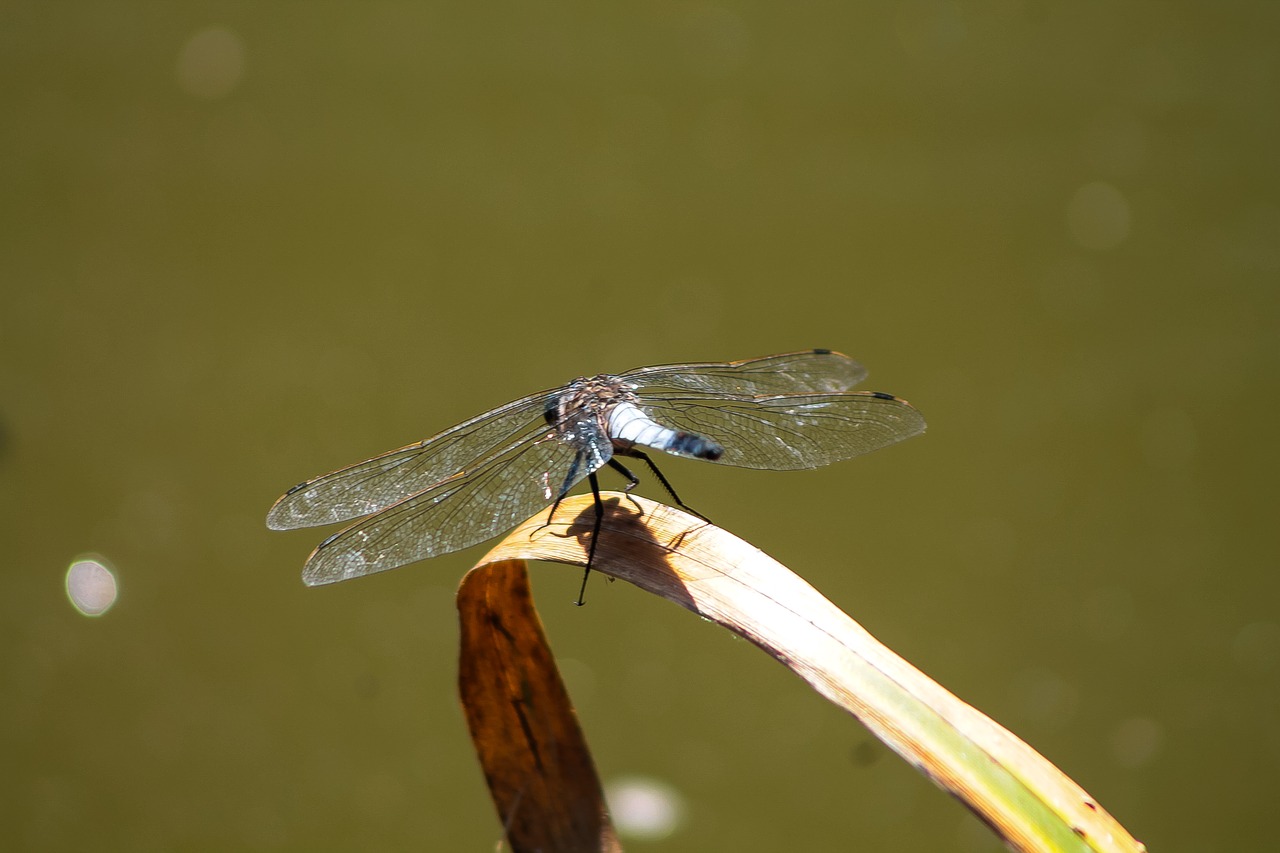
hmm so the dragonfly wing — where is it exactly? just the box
[637,391,925,470]
[622,349,868,397]
[300,423,613,585]
[267,390,554,529]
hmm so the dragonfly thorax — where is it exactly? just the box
[545,374,639,438]
[545,375,723,461]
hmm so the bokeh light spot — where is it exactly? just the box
[1110,716,1163,768]
[895,0,967,59]
[176,26,246,99]
[1067,181,1131,250]
[1232,621,1280,673]
[605,775,685,840]
[1007,667,1079,732]
[1082,586,1134,642]
[66,555,118,617]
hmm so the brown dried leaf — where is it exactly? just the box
[458,560,621,853]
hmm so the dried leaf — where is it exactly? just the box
[458,560,621,853]
[460,493,1147,853]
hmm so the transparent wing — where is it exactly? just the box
[267,390,555,530]
[621,349,868,398]
[638,391,925,470]
[300,423,613,585]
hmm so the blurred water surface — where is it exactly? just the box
[2,4,1277,851]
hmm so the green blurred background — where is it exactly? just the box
[3,3,1276,850]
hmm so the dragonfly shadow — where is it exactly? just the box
[553,495,699,612]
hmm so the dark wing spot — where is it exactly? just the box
[284,480,311,496]
[813,347,832,355]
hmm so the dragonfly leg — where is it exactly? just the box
[575,470,604,607]
[606,457,640,491]
[628,450,712,523]
[542,449,587,534]
[606,457,647,514]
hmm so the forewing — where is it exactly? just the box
[622,349,868,398]
[267,390,553,530]
[638,391,925,470]
[300,424,613,585]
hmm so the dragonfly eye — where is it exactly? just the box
[543,395,560,426]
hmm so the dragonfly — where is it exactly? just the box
[267,349,925,601]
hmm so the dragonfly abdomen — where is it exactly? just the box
[607,402,723,460]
